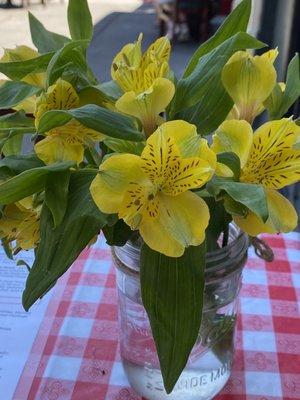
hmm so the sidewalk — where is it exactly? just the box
[0,0,198,80]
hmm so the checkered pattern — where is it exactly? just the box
[13,233,300,400]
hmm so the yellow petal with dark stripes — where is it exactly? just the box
[111,33,143,84]
[118,182,157,230]
[142,36,171,67]
[44,79,79,110]
[90,154,145,214]
[241,119,300,188]
[34,133,84,165]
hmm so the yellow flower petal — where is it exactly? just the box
[222,50,277,123]
[0,204,26,241]
[115,77,175,136]
[90,154,145,214]
[35,79,79,124]
[34,133,84,165]
[111,35,171,94]
[119,182,156,230]
[163,157,213,195]
[17,215,40,250]
[141,124,213,194]
[45,79,79,110]
[198,138,217,170]
[241,119,300,189]
[261,48,279,63]
[142,36,171,66]
[139,191,209,257]
[234,188,298,235]
[139,212,184,257]
[152,120,198,157]
[212,120,253,168]
[111,33,143,83]
[0,201,40,250]
[215,163,234,177]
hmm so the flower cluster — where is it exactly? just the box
[0,0,299,392]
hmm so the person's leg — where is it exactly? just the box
[2,0,23,8]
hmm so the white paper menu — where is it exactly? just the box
[0,248,51,399]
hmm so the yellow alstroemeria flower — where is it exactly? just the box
[111,34,175,136]
[212,118,300,235]
[222,49,278,123]
[0,197,40,251]
[90,120,216,257]
[0,45,46,113]
[34,79,105,165]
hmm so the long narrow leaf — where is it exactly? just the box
[46,40,89,86]
[140,242,206,393]
[37,105,144,142]
[0,81,41,109]
[270,54,300,119]
[29,12,70,54]
[0,52,54,80]
[22,170,107,310]
[0,162,74,205]
[45,170,71,227]
[67,0,93,41]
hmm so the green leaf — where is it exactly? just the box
[0,52,54,80]
[46,40,89,86]
[45,170,71,227]
[2,134,23,156]
[22,170,107,310]
[67,0,93,41]
[0,162,74,205]
[207,176,269,222]
[0,81,41,109]
[170,32,265,135]
[0,154,43,173]
[37,104,144,142]
[102,219,133,246]
[98,80,123,101]
[104,137,145,155]
[217,152,241,180]
[78,86,110,107]
[28,12,70,54]
[0,111,35,128]
[140,242,206,394]
[184,0,252,77]
[0,112,35,152]
[268,54,300,119]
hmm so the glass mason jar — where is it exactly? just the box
[112,224,248,400]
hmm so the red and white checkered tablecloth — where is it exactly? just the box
[13,233,300,400]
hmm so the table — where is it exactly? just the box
[12,233,300,399]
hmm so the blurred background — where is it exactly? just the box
[0,0,299,213]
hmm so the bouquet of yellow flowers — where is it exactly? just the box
[0,0,299,396]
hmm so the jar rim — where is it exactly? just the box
[113,224,249,280]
